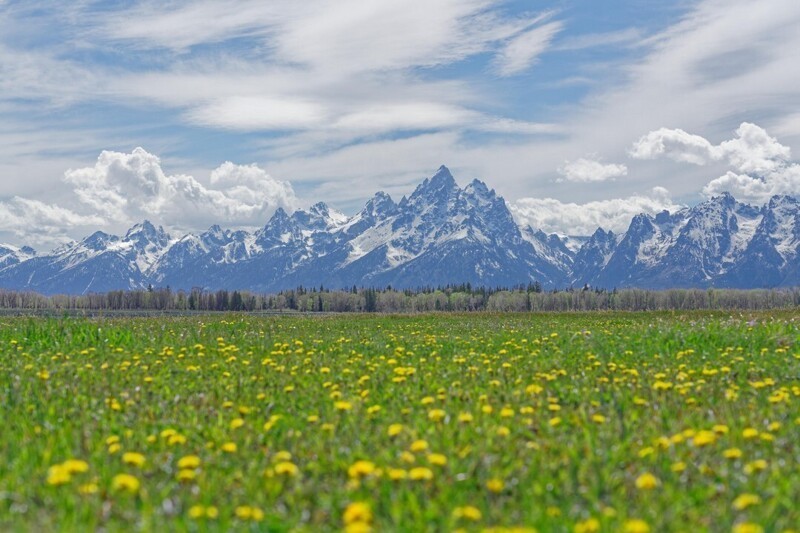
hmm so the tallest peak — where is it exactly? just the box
[427,165,456,188]
[432,165,454,180]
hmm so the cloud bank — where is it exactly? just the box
[0,148,297,248]
[510,187,680,236]
[63,148,297,229]
[632,122,800,204]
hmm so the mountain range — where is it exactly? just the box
[1,166,798,295]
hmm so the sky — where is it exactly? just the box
[1,0,800,248]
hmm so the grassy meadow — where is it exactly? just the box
[1,311,799,532]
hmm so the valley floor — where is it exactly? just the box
[1,312,799,531]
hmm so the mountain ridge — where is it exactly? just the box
[1,166,799,294]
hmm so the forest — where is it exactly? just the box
[1,284,800,313]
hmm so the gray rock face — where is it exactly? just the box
[1,167,799,294]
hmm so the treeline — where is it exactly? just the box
[1,284,800,313]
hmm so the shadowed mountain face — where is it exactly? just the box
[1,167,798,294]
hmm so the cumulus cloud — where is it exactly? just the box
[62,148,297,229]
[557,157,627,182]
[716,122,792,174]
[629,127,716,165]
[632,122,799,204]
[0,197,105,248]
[510,187,681,235]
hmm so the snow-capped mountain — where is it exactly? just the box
[0,244,36,270]
[580,192,799,289]
[1,166,800,294]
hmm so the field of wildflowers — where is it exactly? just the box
[1,311,799,531]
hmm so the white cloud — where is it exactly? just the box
[717,122,792,174]
[633,122,799,204]
[702,165,800,204]
[101,0,537,73]
[629,127,717,165]
[510,187,681,235]
[557,157,627,182]
[186,96,327,131]
[494,21,562,76]
[0,197,105,248]
[63,148,298,229]
[631,122,792,173]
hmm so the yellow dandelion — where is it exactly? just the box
[428,409,446,422]
[274,461,299,477]
[732,493,761,510]
[122,452,146,468]
[635,472,659,490]
[692,430,716,447]
[387,424,404,437]
[348,460,377,479]
[387,468,407,480]
[671,461,687,473]
[177,469,196,482]
[743,459,768,474]
[427,453,447,466]
[177,455,201,469]
[408,467,434,481]
[742,428,759,439]
[410,440,429,452]
[723,448,743,459]
[62,459,89,474]
[486,478,505,493]
[221,442,237,453]
[452,505,482,521]
[623,519,650,533]
[273,450,292,462]
[78,483,98,495]
[167,434,187,446]
[111,473,140,494]
[343,501,373,525]
[46,465,71,486]
[732,524,764,533]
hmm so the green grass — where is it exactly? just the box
[1,311,799,532]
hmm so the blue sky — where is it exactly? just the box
[1,0,800,247]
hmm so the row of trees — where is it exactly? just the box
[1,284,799,313]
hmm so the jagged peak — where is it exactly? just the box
[125,220,169,244]
[269,207,290,221]
[407,166,459,206]
[0,243,37,255]
[700,191,736,209]
[465,178,495,200]
[84,230,115,242]
[201,224,229,242]
[294,201,348,230]
[309,201,330,215]
[80,230,118,251]
[589,227,613,240]
[362,191,396,217]
[432,165,454,181]
[767,194,799,209]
